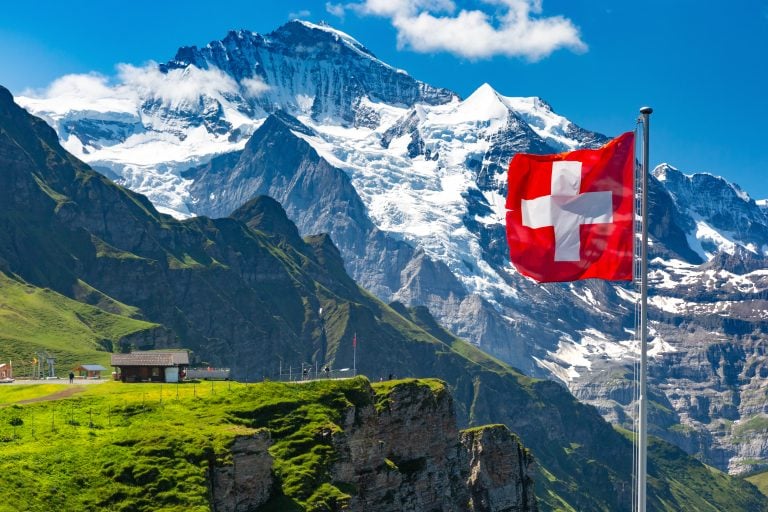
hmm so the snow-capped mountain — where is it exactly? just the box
[16,20,768,475]
[18,20,454,216]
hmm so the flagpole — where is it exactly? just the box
[353,332,357,377]
[637,106,653,512]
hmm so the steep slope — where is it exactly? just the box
[162,20,456,123]
[570,166,768,474]
[0,273,166,371]
[2,86,764,511]
[186,113,462,307]
[17,20,455,217]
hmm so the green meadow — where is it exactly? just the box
[0,376,411,512]
[0,273,159,373]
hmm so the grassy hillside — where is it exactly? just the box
[0,379,763,512]
[0,272,161,373]
[0,377,420,512]
[747,470,768,497]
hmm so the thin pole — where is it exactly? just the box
[637,105,653,512]
[353,332,357,377]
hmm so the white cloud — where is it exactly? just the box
[19,73,139,115]
[117,62,242,105]
[354,0,456,17]
[326,2,346,18]
[24,72,120,101]
[21,62,269,112]
[241,76,270,97]
[288,9,312,20]
[345,0,586,60]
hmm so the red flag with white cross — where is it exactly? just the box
[505,132,635,282]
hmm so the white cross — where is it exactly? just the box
[521,161,614,262]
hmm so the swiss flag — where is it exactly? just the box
[505,132,635,283]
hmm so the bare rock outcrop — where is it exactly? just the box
[211,381,538,511]
[462,425,538,512]
[211,430,274,512]
[331,381,538,512]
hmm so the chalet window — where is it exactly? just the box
[152,367,160,377]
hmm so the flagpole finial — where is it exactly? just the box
[639,106,653,115]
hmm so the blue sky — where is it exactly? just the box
[1,0,767,198]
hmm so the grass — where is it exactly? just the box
[372,378,447,413]
[0,376,445,512]
[645,436,767,512]
[747,470,768,497]
[0,273,159,373]
[0,383,82,404]
[733,415,768,441]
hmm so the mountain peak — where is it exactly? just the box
[469,82,501,100]
[230,195,304,248]
[458,83,509,121]
[279,19,373,55]
[653,163,679,181]
[156,21,456,125]
[0,85,13,107]
[655,164,754,203]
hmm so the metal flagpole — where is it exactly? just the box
[637,106,653,512]
[353,332,357,377]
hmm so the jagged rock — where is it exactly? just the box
[211,431,274,511]
[462,425,538,512]
[329,382,537,512]
[161,21,455,125]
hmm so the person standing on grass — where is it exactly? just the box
[69,371,74,383]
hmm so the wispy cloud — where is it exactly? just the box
[24,72,128,103]
[288,9,312,20]
[117,63,241,104]
[326,2,346,19]
[241,76,270,97]
[21,62,269,111]
[342,0,586,60]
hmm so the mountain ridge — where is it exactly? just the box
[3,84,766,510]
[14,20,768,476]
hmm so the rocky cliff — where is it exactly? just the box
[213,379,536,512]
[336,380,536,512]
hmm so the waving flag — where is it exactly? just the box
[506,132,635,282]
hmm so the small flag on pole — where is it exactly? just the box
[352,332,357,376]
[505,132,635,282]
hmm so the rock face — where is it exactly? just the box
[211,431,274,512]
[162,20,456,125]
[333,381,533,512]
[567,166,768,475]
[462,425,538,512]
[216,381,538,512]
[185,113,461,306]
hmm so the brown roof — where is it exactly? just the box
[111,351,189,367]
[75,364,107,372]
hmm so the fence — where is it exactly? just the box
[185,368,231,380]
[273,366,356,382]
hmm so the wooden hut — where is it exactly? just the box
[74,364,107,379]
[111,351,189,383]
